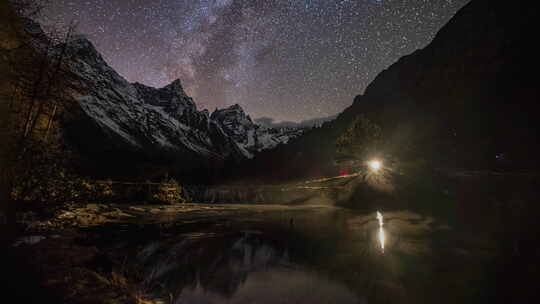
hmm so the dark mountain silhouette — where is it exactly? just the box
[234,0,540,182]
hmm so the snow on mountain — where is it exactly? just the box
[210,104,303,158]
[25,21,304,161]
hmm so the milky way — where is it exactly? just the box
[42,0,469,122]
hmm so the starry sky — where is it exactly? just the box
[42,0,469,122]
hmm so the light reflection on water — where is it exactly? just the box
[83,204,501,303]
[117,208,451,303]
[377,211,385,253]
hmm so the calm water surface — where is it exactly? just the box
[89,205,494,304]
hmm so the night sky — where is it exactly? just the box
[42,0,469,122]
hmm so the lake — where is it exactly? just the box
[82,204,495,304]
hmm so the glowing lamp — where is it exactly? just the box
[369,160,382,171]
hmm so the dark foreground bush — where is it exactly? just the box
[151,179,186,204]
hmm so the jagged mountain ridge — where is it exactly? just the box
[25,26,305,165]
[211,104,303,158]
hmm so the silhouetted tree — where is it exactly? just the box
[1,0,80,242]
[336,114,383,163]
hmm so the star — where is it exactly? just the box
[41,0,470,122]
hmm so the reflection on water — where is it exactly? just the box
[137,231,360,303]
[88,206,492,304]
[177,268,359,304]
[376,211,385,253]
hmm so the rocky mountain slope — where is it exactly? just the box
[58,34,303,162]
[20,20,304,178]
[239,0,540,181]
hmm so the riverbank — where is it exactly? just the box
[4,169,540,303]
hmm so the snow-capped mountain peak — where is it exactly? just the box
[21,20,305,162]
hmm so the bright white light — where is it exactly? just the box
[376,211,385,253]
[376,211,383,227]
[369,160,382,171]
